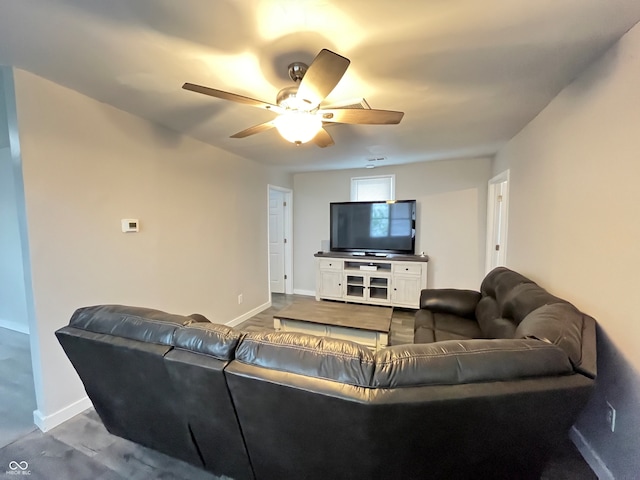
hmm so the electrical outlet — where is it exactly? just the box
[606,401,616,433]
[237,294,243,305]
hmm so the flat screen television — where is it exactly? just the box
[330,200,416,255]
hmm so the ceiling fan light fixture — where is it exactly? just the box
[274,111,322,145]
[183,49,403,148]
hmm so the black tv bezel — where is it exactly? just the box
[329,199,417,255]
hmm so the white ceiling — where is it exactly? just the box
[1,0,639,172]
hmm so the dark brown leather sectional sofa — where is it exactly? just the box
[55,267,596,480]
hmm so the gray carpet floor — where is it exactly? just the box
[0,295,596,479]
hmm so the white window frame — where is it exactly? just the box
[350,174,396,202]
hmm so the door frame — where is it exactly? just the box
[267,185,293,294]
[485,170,510,273]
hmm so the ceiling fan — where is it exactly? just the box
[182,49,404,147]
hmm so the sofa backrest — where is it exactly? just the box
[373,339,573,388]
[472,267,597,378]
[234,331,375,386]
[476,267,567,339]
[164,322,253,480]
[55,305,204,467]
[225,331,378,479]
[515,302,597,378]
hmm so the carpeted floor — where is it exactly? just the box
[0,294,596,479]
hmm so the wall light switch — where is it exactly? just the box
[121,219,139,233]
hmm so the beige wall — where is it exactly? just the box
[494,21,640,478]
[13,68,291,428]
[293,157,492,293]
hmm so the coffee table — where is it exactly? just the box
[273,301,392,351]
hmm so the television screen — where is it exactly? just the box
[330,200,416,254]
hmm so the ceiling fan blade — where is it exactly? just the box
[312,128,335,148]
[296,49,350,108]
[230,120,276,138]
[319,108,404,125]
[182,83,281,112]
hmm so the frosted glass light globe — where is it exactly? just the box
[274,111,322,145]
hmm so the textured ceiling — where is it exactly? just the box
[1,0,639,171]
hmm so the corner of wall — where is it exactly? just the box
[33,396,93,432]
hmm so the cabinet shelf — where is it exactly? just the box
[369,288,389,300]
[344,261,392,274]
[346,285,365,297]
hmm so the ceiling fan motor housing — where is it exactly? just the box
[288,62,308,83]
[277,86,310,111]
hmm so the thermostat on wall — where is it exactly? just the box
[121,219,139,233]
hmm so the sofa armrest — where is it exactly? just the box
[419,289,481,319]
[577,314,597,379]
[187,313,211,323]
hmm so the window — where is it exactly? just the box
[350,175,395,202]
[370,201,413,238]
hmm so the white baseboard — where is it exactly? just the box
[570,426,614,480]
[293,289,316,297]
[0,318,29,334]
[33,396,93,432]
[225,300,272,328]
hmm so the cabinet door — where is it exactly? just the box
[344,274,366,301]
[391,275,422,308]
[319,271,343,299]
[367,275,391,304]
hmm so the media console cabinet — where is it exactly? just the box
[314,252,428,309]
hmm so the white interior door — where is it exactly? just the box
[486,170,510,272]
[269,190,286,293]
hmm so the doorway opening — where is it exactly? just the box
[485,170,510,273]
[268,185,293,294]
[0,66,38,445]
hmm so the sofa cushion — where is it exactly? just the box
[173,323,243,361]
[69,305,194,345]
[475,296,519,338]
[474,268,536,335]
[234,331,374,387]
[515,303,584,368]
[477,316,518,339]
[501,283,566,324]
[480,267,533,305]
[373,339,574,388]
[414,310,482,344]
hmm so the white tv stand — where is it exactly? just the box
[314,253,428,309]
